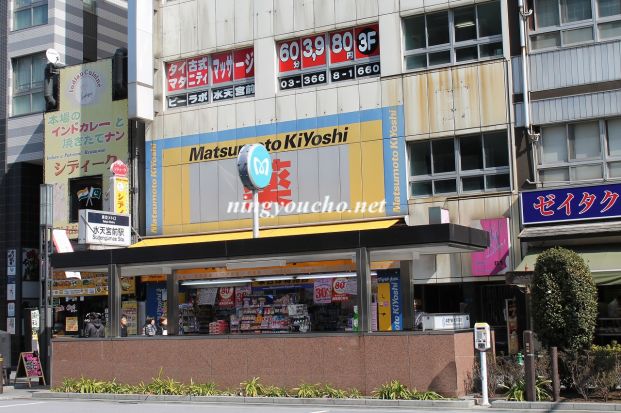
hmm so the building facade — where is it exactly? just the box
[2,0,128,365]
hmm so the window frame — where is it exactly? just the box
[12,0,48,31]
[530,0,621,51]
[11,53,46,117]
[408,131,511,198]
[402,1,504,72]
[537,118,621,184]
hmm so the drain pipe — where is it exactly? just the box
[518,0,539,182]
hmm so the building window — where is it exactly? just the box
[13,0,48,31]
[531,0,621,50]
[12,53,46,116]
[408,131,510,197]
[403,1,503,71]
[538,118,621,183]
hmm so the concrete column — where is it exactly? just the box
[108,264,121,337]
[356,248,372,333]
[166,272,179,335]
[400,260,414,331]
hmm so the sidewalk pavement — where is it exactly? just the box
[1,371,48,400]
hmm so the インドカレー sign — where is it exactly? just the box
[78,209,131,246]
[44,59,129,238]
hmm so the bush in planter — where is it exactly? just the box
[531,247,598,351]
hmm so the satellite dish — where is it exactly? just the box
[46,48,60,64]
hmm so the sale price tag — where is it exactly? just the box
[332,277,349,302]
[313,278,333,304]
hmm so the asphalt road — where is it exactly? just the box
[0,399,607,413]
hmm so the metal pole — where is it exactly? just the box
[252,190,259,238]
[480,351,490,406]
[524,330,536,401]
[551,346,560,401]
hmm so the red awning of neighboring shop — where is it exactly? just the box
[129,219,402,248]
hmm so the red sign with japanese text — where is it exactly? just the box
[211,51,233,84]
[329,29,356,64]
[110,160,128,177]
[186,55,209,88]
[354,24,380,59]
[243,159,292,209]
[277,39,301,73]
[218,287,235,307]
[233,48,255,80]
[301,34,327,69]
[332,278,349,302]
[313,278,332,304]
[166,60,187,92]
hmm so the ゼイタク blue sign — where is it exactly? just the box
[521,183,621,225]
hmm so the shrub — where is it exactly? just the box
[502,377,551,401]
[373,380,411,400]
[532,247,598,351]
[240,377,263,397]
[292,383,324,398]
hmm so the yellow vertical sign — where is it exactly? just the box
[377,282,392,331]
[111,176,130,214]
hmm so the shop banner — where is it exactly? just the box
[521,183,621,225]
[471,218,510,276]
[332,278,349,302]
[8,303,15,317]
[218,287,235,307]
[313,278,333,304]
[146,283,167,320]
[110,176,130,214]
[235,286,252,307]
[378,275,402,331]
[7,317,15,334]
[7,284,15,301]
[22,248,39,281]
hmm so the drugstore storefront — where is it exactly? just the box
[49,221,488,396]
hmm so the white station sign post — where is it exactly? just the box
[236,144,273,238]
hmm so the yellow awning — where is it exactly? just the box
[130,219,401,248]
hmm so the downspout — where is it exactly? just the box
[518,0,539,184]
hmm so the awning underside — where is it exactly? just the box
[515,246,621,285]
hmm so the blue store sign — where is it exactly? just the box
[521,183,621,225]
[237,144,273,190]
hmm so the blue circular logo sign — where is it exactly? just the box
[237,144,273,190]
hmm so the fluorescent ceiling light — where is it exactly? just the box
[455,21,475,28]
[181,278,252,287]
[255,275,295,282]
[226,259,286,270]
[296,273,357,280]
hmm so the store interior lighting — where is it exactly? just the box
[225,259,286,270]
[295,273,357,280]
[255,275,295,282]
[181,278,253,286]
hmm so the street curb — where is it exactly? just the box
[492,400,621,411]
[33,392,475,408]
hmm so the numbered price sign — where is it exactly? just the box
[301,34,327,69]
[329,29,356,64]
[313,278,333,304]
[278,39,301,73]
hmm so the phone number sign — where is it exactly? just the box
[277,23,380,91]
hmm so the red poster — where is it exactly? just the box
[313,278,332,304]
[332,278,349,302]
[211,51,233,84]
[277,39,301,73]
[218,287,235,307]
[235,286,251,307]
[233,48,255,80]
[354,24,380,59]
[301,34,327,69]
[329,29,355,64]
[186,55,209,88]
[166,60,187,92]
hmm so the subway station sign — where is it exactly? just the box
[147,106,407,236]
[521,183,621,225]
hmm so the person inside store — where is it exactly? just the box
[84,313,105,338]
[143,317,157,336]
[608,295,621,318]
[156,316,168,336]
[120,314,128,337]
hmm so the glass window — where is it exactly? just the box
[12,53,46,116]
[409,131,510,197]
[477,1,502,37]
[427,12,450,46]
[531,32,561,49]
[599,21,621,39]
[598,0,621,17]
[541,126,568,163]
[403,1,503,71]
[404,15,426,50]
[538,119,621,184]
[454,6,477,42]
[432,139,455,173]
[562,27,594,44]
[13,0,47,31]
[535,0,560,28]
[569,122,600,159]
[561,0,592,23]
